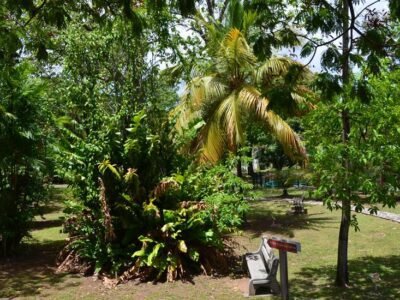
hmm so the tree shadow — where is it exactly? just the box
[244,200,336,238]
[290,255,400,299]
[30,219,64,230]
[0,240,78,298]
[37,202,64,215]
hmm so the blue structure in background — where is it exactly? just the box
[264,179,278,188]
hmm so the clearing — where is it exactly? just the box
[0,186,399,299]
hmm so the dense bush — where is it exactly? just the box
[0,63,51,256]
[60,137,252,280]
[47,13,253,282]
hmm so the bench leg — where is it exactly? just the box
[270,278,281,295]
[248,281,256,296]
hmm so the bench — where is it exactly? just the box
[243,237,280,296]
[291,195,307,215]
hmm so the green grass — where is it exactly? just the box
[0,185,72,299]
[1,187,399,299]
[29,185,71,243]
[237,200,400,299]
[251,187,313,199]
[372,203,400,215]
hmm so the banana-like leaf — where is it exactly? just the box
[98,159,121,180]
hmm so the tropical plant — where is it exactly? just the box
[52,16,253,281]
[0,62,51,256]
[61,159,250,281]
[174,28,312,166]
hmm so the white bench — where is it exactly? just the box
[244,237,280,296]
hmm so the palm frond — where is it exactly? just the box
[256,57,311,85]
[263,110,306,161]
[173,75,227,132]
[197,119,225,163]
[239,86,306,161]
[186,76,227,108]
[218,28,256,73]
[290,91,315,109]
[257,57,292,79]
[215,92,243,150]
[289,85,316,115]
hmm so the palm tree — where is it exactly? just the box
[174,28,312,166]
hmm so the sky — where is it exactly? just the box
[288,0,390,71]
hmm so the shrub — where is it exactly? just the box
[0,63,50,256]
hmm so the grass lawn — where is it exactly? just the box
[372,203,400,215]
[251,187,312,199]
[0,186,399,299]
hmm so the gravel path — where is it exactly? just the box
[301,200,400,223]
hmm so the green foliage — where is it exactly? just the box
[0,62,51,255]
[63,161,250,280]
[305,69,400,225]
[181,162,253,200]
[204,192,249,232]
[49,7,251,281]
[132,204,219,281]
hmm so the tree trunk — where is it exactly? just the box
[336,198,351,286]
[248,161,254,177]
[336,0,351,287]
[236,159,242,177]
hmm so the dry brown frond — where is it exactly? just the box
[99,178,116,242]
[152,178,179,199]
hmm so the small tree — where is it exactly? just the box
[247,0,400,286]
[304,66,400,282]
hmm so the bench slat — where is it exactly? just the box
[245,254,269,280]
[244,238,280,296]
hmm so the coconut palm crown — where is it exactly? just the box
[174,28,313,164]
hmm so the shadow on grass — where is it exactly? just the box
[37,202,64,215]
[244,200,336,238]
[37,185,72,215]
[290,255,400,299]
[0,240,76,298]
[0,185,76,298]
[30,218,64,230]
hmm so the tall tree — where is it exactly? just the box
[247,0,400,287]
[174,28,311,168]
